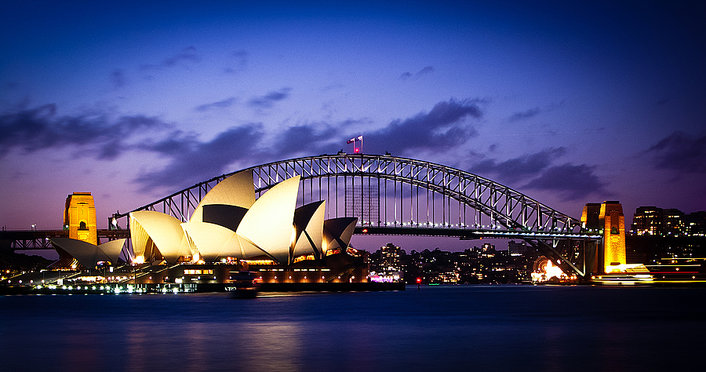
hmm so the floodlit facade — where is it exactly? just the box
[323,217,358,255]
[51,237,126,269]
[293,201,326,259]
[600,201,627,271]
[64,192,98,245]
[130,211,192,264]
[129,171,357,266]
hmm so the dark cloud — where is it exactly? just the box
[142,130,199,156]
[134,124,264,190]
[0,104,167,159]
[508,107,541,122]
[248,88,291,110]
[417,66,434,76]
[224,50,247,74]
[271,124,339,157]
[110,69,127,89]
[522,163,606,201]
[471,147,566,183]
[194,97,236,112]
[140,46,201,70]
[647,131,706,173]
[364,99,483,155]
[399,66,435,80]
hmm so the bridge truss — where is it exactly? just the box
[113,153,601,278]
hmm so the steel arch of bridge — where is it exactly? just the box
[114,153,600,277]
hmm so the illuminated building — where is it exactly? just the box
[64,192,97,245]
[293,201,326,259]
[662,209,685,236]
[50,237,126,269]
[322,217,357,256]
[380,243,401,272]
[128,171,359,270]
[369,243,403,282]
[631,206,690,237]
[685,211,706,236]
[600,201,626,271]
[582,200,650,275]
[631,206,663,236]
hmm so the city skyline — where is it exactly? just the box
[1,1,705,237]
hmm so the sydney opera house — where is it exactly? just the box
[48,171,367,288]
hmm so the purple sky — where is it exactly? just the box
[1,1,705,251]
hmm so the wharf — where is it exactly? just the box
[0,281,405,295]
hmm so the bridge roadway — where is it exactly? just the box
[355,226,601,240]
[0,229,129,250]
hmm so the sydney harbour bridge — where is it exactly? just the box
[2,153,604,278]
[103,153,602,278]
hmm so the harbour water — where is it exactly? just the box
[1,285,705,371]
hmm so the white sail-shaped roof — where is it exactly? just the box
[293,201,326,258]
[189,170,256,224]
[130,211,191,263]
[236,235,268,259]
[184,221,255,261]
[323,217,358,254]
[51,238,113,268]
[99,239,126,264]
[236,175,300,264]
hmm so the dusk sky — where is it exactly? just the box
[1,1,705,249]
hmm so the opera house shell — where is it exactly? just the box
[50,237,126,269]
[128,171,357,266]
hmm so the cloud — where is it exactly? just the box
[646,131,706,173]
[470,148,606,201]
[110,69,127,89]
[133,124,264,190]
[399,65,435,80]
[0,104,168,159]
[270,124,341,158]
[522,163,607,201]
[142,130,199,156]
[471,148,566,183]
[224,50,248,74]
[364,99,483,155]
[134,116,365,190]
[248,88,291,110]
[140,46,201,70]
[508,107,541,122]
[194,97,236,112]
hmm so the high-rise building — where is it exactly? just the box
[662,209,685,236]
[631,206,663,236]
[380,243,402,273]
[685,212,706,236]
[508,240,529,256]
[631,206,693,237]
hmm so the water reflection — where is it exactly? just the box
[1,287,706,371]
